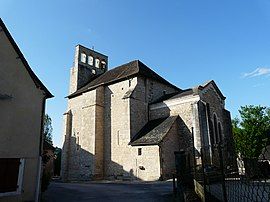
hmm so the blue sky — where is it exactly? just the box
[1,0,270,147]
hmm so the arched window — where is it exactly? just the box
[95,58,100,68]
[218,122,222,143]
[213,114,218,144]
[88,55,94,66]
[80,53,86,63]
[206,103,214,146]
[101,60,106,69]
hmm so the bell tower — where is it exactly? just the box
[69,45,108,94]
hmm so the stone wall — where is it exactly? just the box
[69,45,108,94]
[200,84,225,144]
[62,87,105,181]
[132,145,161,181]
[130,76,179,138]
[103,76,178,180]
[198,83,237,168]
[63,66,234,182]
[160,121,180,179]
[94,86,105,179]
[103,79,131,178]
[149,94,200,145]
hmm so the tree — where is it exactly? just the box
[43,114,53,145]
[54,147,62,176]
[232,105,270,158]
[42,114,53,192]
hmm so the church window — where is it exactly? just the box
[92,69,96,74]
[95,58,100,68]
[218,122,222,143]
[88,56,94,65]
[213,114,218,144]
[101,60,106,69]
[129,79,132,87]
[80,53,86,63]
[138,148,142,156]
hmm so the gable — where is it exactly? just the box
[0,18,53,98]
[199,80,225,101]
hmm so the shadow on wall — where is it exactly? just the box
[151,101,198,175]
[61,91,205,182]
[104,87,142,180]
[61,136,139,181]
[61,87,140,181]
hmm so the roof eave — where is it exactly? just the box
[129,142,159,146]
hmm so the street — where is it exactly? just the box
[42,181,175,202]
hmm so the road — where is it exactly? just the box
[42,181,175,202]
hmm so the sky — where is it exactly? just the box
[1,0,270,147]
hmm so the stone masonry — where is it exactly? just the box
[61,45,234,181]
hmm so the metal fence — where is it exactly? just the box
[195,143,270,202]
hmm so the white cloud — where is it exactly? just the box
[243,67,270,78]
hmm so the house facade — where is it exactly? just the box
[0,19,53,201]
[61,45,234,181]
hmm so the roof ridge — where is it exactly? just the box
[68,59,181,98]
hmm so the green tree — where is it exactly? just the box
[43,114,53,145]
[232,105,270,158]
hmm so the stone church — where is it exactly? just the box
[61,45,234,181]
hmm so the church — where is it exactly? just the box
[61,45,234,181]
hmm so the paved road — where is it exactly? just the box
[43,181,175,202]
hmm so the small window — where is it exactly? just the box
[95,58,100,68]
[163,90,166,95]
[92,69,96,74]
[80,53,86,63]
[214,114,218,144]
[88,56,94,66]
[129,79,132,87]
[0,158,24,195]
[138,148,142,156]
[101,61,106,69]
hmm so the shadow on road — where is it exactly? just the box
[42,181,176,202]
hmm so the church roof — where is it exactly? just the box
[150,80,226,104]
[150,88,193,104]
[68,60,180,98]
[129,116,179,146]
[0,18,53,98]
